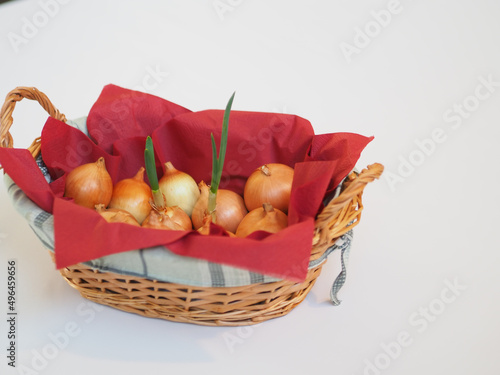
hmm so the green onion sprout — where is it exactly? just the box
[144,136,165,209]
[208,92,235,223]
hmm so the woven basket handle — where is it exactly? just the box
[314,163,384,247]
[0,87,66,159]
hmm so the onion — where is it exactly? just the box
[244,163,294,214]
[95,204,140,226]
[192,181,247,233]
[162,206,192,231]
[64,157,113,209]
[142,207,191,231]
[158,161,200,217]
[235,203,288,238]
[108,167,152,224]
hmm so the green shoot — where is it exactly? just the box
[144,136,165,209]
[208,92,235,223]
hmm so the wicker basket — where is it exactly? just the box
[0,87,383,326]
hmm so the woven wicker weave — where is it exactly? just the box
[0,87,383,326]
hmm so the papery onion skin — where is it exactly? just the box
[108,167,152,224]
[64,157,113,209]
[192,181,247,233]
[235,203,288,238]
[142,209,188,231]
[95,204,140,226]
[158,162,200,218]
[197,214,235,237]
[244,163,294,214]
[197,214,212,235]
[160,206,192,231]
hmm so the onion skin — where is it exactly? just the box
[142,208,191,231]
[158,162,200,217]
[244,163,294,214]
[197,214,236,237]
[64,157,113,209]
[236,203,288,238]
[108,167,152,224]
[95,204,140,226]
[192,181,247,233]
[197,215,213,235]
[161,206,193,231]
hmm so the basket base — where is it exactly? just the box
[56,258,324,326]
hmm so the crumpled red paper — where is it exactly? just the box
[0,85,373,282]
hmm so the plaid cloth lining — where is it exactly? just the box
[4,117,354,302]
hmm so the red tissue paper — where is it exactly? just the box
[0,85,373,282]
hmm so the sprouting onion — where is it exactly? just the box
[208,92,235,223]
[144,136,165,209]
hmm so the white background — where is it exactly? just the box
[1,0,499,374]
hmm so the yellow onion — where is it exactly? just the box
[244,163,294,214]
[64,157,113,209]
[142,207,191,231]
[192,181,247,233]
[108,167,152,224]
[95,204,140,226]
[161,206,192,231]
[158,161,200,217]
[236,203,288,238]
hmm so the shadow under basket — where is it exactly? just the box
[1,86,384,326]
